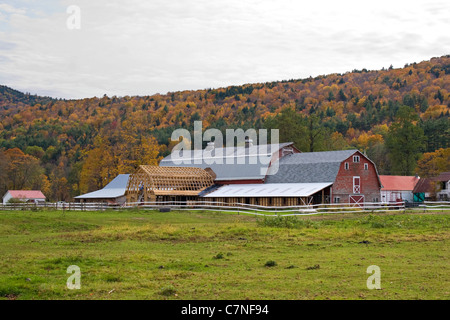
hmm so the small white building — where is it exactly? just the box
[379,175,419,203]
[2,190,46,205]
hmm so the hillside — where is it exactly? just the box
[0,85,54,110]
[0,55,449,201]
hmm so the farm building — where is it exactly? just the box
[264,149,382,205]
[125,165,214,203]
[143,143,382,206]
[379,175,420,203]
[412,171,450,202]
[413,178,434,202]
[201,182,332,206]
[75,174,130,205]
[2,190,46,205]
[159,141,300,184]
[435,172,450,201]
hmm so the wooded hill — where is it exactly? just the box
[0,55,449,201]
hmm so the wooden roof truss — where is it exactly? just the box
[126,165,214,202]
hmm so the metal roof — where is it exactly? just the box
[75,174,130,199]
[160,142,293,181]
[202,183,332,198]
[265,150,359,183]
[6,190,46,199]
[379,175,420,191]
[435,171,450,182]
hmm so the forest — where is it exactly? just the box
[0,55,449,201]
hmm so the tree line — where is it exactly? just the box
[0,56,449,201]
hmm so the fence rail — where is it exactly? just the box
[1,200,449,216]
[0,202,112,211]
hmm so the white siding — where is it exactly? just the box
[2,192,12,205]
[381,190,414,203]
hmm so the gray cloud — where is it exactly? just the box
[0,0,449,98]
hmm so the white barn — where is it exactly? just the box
[3,190,46,205]
[379,175,419,203]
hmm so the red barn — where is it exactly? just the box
[265,149,382,204]
[159,143,382,206]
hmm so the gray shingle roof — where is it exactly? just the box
[265,150,358,183]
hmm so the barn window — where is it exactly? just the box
[353,155,360,163]
[334,197,340,203]
[364,163,368,170]
[345,162,349,170]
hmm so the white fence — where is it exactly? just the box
[1,200,449,216]
[124,200,408,216]
[0,202,112,211]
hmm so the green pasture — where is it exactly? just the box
[0,209,448,300]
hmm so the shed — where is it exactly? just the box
[412,178,435,202]
[74,174,130,204]
[379,175,420,203]
[3,190,46,205]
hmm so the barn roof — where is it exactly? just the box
[265,149,359,183]
[379,175,420,191]
[203,183,332,198]
[413,178,435,193]
[435,171,450,182]
[6,190,46,199]
[412,172,450,193]
[160,142,294,181]
[75,174,130,199]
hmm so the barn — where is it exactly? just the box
[136,142,382,206]
[2,190,46,205]
[159,141,300,184]
[262,149,381,205]
[413,178,435,202]
[379,175,420,203]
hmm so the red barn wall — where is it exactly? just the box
[332,152,381,203]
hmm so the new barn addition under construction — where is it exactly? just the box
[122,142,382,206]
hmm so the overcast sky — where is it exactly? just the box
[0,0,449,99]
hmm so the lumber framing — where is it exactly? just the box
[126,165,214,202]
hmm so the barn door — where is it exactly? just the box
[414,193,425,202]
[349,195,364,208]
[353,176,361,194]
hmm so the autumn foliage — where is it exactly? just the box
[0,55,449,200]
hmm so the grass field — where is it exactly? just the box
[0,209,448,300]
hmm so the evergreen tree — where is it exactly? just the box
[386,106,425,175]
